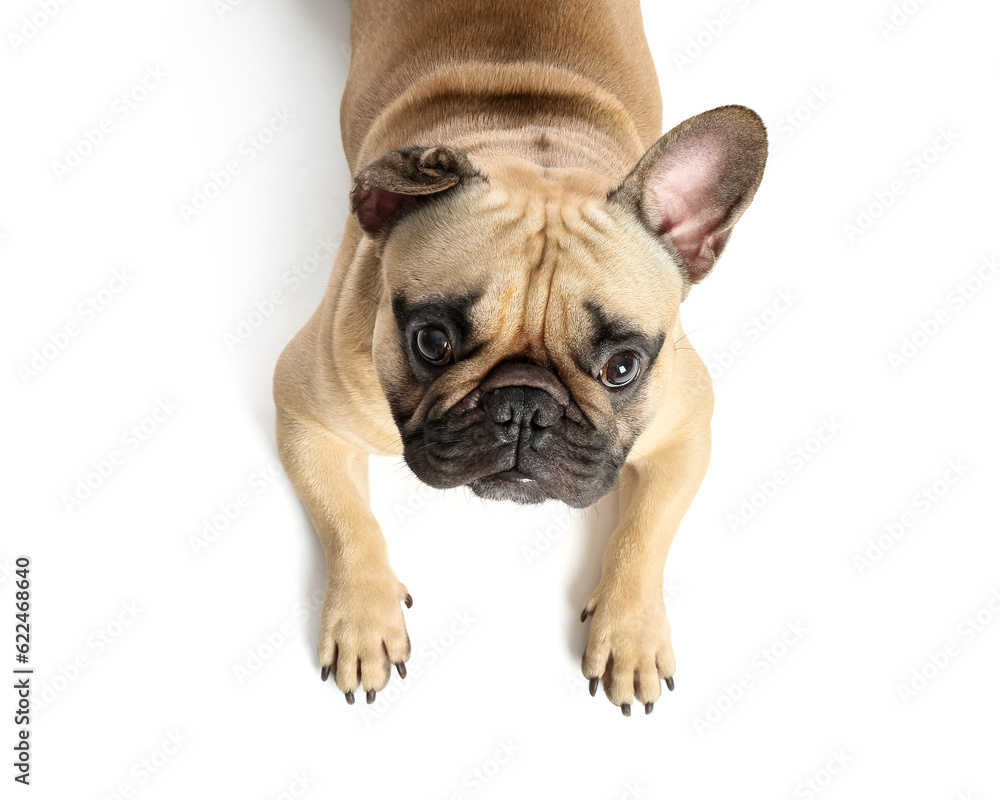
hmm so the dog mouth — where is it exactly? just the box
[468,469,553,504]
[400,360,624,507]
[493,470,535,483]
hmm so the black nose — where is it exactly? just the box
[483,386,563,429]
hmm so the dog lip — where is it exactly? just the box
[492,470,535,483]
[468,473,551,505]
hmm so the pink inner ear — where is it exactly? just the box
[355,186,411,234]
[646,141,732,279]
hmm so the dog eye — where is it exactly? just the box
[415,326,452,365]
[600,352,639,388]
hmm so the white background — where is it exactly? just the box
[3,0,999,797]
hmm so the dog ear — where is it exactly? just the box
[609,105,767,284]
[350,146,480,236]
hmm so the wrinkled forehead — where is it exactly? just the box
[379,180,537,297]
[380,178,683,347]
[544,202,685,334]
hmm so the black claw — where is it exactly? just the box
[404,593,413,609]
[396,662,407,679]
[589,677,598,697]
[580,608,590,623]
[645,702,654,715]
[345,690,355,705]
[666,676,675,692]
[321,665,330,681]
[621,704,631,717]
[366,689,376,704]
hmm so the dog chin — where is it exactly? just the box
[467,472,553,505]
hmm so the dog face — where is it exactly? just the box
[352,107,766,507]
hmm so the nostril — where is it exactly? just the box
[531,403,562,429]
[487,403,512,425]
[483,388,515,425]
[483,386,562,429]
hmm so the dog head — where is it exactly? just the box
[351,106,766,507]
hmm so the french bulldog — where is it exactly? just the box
[274,0,766,715]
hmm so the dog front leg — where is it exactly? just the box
[276,409,411,704]
[581,430,711,715]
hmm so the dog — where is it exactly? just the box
[274,0,766,715]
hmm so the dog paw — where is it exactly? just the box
[580,586,675,716]
[318,571,412,705]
